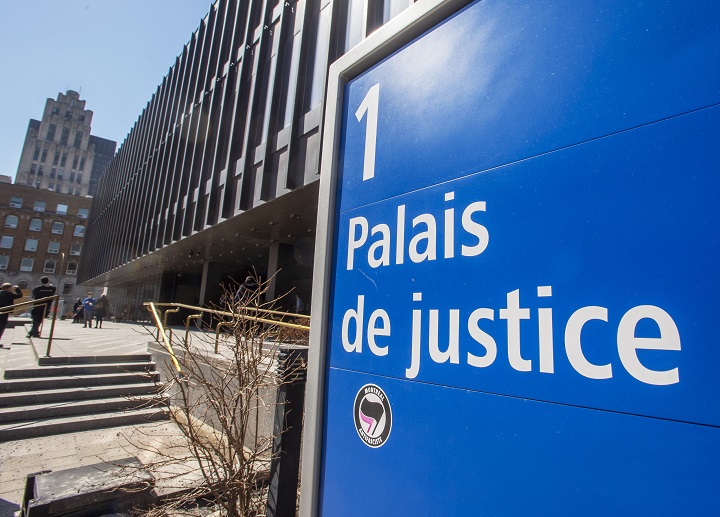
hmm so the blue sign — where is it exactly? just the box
[315,0,720,514]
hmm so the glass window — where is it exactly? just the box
[53,152,60,166]
[34,201,46,212]
[79,158,85,171]
[44,260,56,273]
[25,238,38,251]
[0,255,8,270]
[345,0,365,51]
[18,280,28,289]
[4,215,18,228]
[74,132,83,148]
[52,222,64,234]
[20,258,34,272]
[9,197,22,208]
[56,204,68,215]
[62,282,73,295]
[0,236,13,249]
[77,208,89,219]
[29,218,42,231]
[66,262,78,275]
[70,243,82,255]
[47,124,57,142]
[47,241,60,254]
[73,225,85,237]
[60,127,69,145]
[307,5,332,109]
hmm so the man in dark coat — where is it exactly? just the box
[0,283,23,346]
[28,276,56,338]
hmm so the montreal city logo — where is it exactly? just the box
[353,384,392,448]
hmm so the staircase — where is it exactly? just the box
[0,354,169,441]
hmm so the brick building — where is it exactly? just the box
[14,90,116,197]
[0,183,93,315]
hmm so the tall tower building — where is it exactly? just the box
[14,90,116,197]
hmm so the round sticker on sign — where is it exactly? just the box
[354,384,392,448]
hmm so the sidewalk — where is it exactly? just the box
[0,319,202,516]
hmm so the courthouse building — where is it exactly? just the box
[79,0,415,317]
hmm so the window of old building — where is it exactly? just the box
[20,258,34,272]
[47,241,60,254]
[29,218,42,231]
[4,215,18,228]
[43,260,56,273]
[0,236,14,249]
[51,222,64,234]
[24,238,38,252]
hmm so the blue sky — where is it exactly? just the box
[0,1,214,179]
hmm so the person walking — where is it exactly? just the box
[0,283,23,347]
[82,292,96,329]
[94,293,109,328]
[28,276,56,338]
[72,298,83,323]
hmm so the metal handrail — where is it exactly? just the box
[0,294,60,356]
[148,301,311,322]
[147,302,183,374]
[143,301,310,355]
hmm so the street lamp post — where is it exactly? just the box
[57,252,65,319]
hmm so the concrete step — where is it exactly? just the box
[38,354,153,366]
[0,407,170,441]
[0,394,168,424]
[3,361,157,379]
[0,371,160,392]
[0,382,165,407]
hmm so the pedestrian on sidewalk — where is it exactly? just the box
[82,292,96,329]
[72,298,82,323]
[94,293,109,328]
[28,276,56,338]
[0,283,23,347]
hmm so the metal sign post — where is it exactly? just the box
[301,0,720,514]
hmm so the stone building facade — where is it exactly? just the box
[0,183,93,316]
[14,90,116,197]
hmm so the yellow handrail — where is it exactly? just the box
[184,314,204,349]
[147,302,183,374]
[145,302,310,322]
[0,295,60,356]
[142,301,310,356]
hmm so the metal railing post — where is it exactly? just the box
[184,314,203,349]
[44,295,59,357]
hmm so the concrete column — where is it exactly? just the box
[266,242,280,302]
[198,260,211,306]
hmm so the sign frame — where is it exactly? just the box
[299,0,477,514]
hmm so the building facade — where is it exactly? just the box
[79,0,415,316]
[15,90,117,197]
[0,183,93,315]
